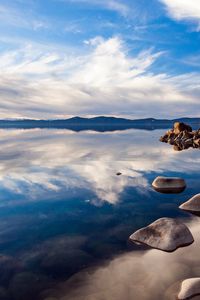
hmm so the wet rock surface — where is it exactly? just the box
[178,278,200,300]
[129,218,194,252]
[152,176,186,194]
[160,122,200,151]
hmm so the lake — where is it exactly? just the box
[0,128,200,300]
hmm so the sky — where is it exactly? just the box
[0,0,200,119]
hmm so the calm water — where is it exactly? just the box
[0,128,200,300]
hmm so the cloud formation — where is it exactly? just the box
[160,0,200,29]
[0,37,200,119]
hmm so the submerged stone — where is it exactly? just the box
[129,217,194,252]
[180,194,200,213]
[178,278,200,300]
[9,272,49,300]
[41,249,92,278]
[152,176,186,194]
[0,255,20,285]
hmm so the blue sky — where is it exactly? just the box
[0,0,200,119]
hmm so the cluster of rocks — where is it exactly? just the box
[159,122,200,151]
[129,176,200,299]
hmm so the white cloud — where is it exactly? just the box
[160,0,200,29]
[0,36,200,119]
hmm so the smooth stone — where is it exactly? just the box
[129,217,194,252]
[180,194,200,213]
[178,278,200,300]
[152,176,186,194]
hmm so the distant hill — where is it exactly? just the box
[0,117,199,132]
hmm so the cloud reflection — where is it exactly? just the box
[0,129,200,205]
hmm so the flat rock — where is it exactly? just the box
[180,194,200,213]
[152,176,186,193]
[178,278,200,300]
[129,218,194,252]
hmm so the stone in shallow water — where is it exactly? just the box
[9,272,50,300]
[152,176,186,194]
[0,255,20,285]
[180,194,200,213]
[41,249,92,278]
[178,278,200,300]
[129,218,194,252]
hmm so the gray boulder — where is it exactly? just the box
[129,218,194,252]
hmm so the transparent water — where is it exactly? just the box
[0,128,200,300]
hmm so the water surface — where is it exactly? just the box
[0,128,200,300]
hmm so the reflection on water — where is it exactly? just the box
[0,128,200,299]
[57,219,200,300]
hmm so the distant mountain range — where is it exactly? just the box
[0,117,200,132]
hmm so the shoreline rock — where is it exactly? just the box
[180,194,200,214]
[178,278,200,300]
[129,218,194,252]
[160,122,200,151]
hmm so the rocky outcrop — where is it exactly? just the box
[160,122,200,151]
[129,218,194,252]
[173,122,192,135]
[178,278,200,300]
[152,176,186,194]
